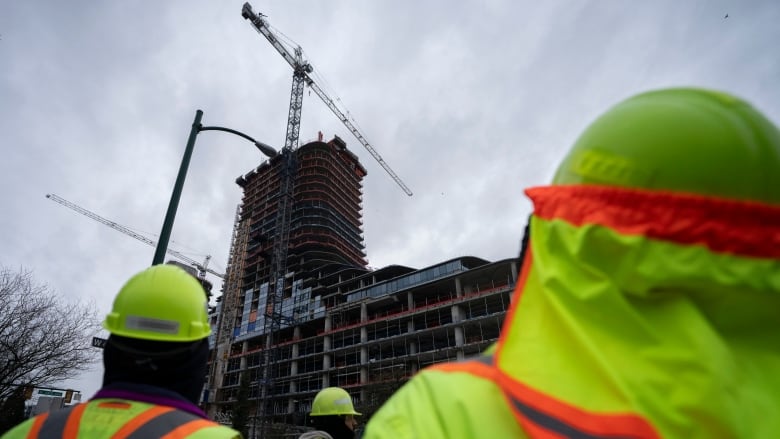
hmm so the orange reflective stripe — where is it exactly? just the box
[495,248,533,357]
[97,401,133,409]
[439,349,660,438]
[431,357,498,381]
[25,413,48,439]
[526,185,780,259]
[111,406,175,439]
[161,419,217,439]
[495,369,660,439]
[63,403,88,438]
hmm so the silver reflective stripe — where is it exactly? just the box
[507,395,639,439]
[125,315,180,334]
[473,354,494,366]
[470,355,635,438]
[37,405,78,438]
[35,403,210,438]
[126,409,205,439]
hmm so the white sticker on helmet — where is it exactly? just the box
[125,315,180,335]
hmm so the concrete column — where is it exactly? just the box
[407,320,414,334]
[361,303,368,322]
[454,326,464,347]
[292,328,300,360]
[456,349,465,361]
[408,339,417,355]
[239,341,248,370]
[290,329,300,398]
[451,304,463,323]
[288,377,298,405]
[455,277,463,298]
[323,321,332,386]
[408,334,419,377]
[214,342,228,389]
[509,259,520,304]
[293,326,301,341]
[324,315,332,332]
[360,309,369,387]
[407,291,414,309]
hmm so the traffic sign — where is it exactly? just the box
[38,389,63,397]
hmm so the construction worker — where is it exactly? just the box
[299,387,361,439]
[2,265,242,438]
[363,87,780,438]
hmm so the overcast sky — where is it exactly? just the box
[2,0,778,400]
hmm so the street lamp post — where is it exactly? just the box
[152,109,278,266]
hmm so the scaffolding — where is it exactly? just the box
[208,204,251,419]
[206,255,517,428]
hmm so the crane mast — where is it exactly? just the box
[46,193,224,279]
[240,4,412,435]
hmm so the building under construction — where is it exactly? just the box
[205,136,517,432]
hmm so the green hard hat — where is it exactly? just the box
[553,87,780,204]
[310,387,361,416]
[103,264,211,342]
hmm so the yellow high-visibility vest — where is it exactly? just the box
[2,398,241,438]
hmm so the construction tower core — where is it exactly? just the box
[209,135,373,420]
[238,135,368,289]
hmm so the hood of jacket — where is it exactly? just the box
[495,185,780,438]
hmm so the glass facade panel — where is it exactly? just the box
[345,259,467,302]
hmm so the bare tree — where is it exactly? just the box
[0,266,101,401]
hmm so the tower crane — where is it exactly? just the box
[46,193,225,279]
[239,4,412,434]
[241,2,413,196]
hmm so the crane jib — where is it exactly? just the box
[46,193,224,279]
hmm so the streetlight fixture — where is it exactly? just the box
[151,109,278,266]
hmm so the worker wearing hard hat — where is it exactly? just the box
[299,387,361,439]
[2,265,242,438]
[363,87,780,438]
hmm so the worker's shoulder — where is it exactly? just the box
[0,401,241,439]
[411,363,504,404]
[364,363,519,439]
[186,423,243,439]
[0,416,35,439]
[299,430,334,439]
[90,399,242,439]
